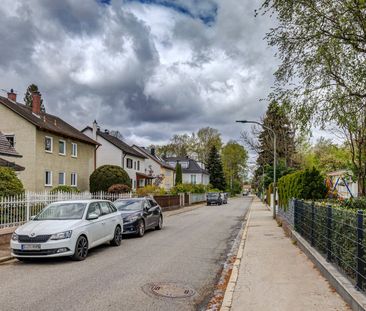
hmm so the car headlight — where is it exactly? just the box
[50,231,72,240]
[11,232,18,241]
[124,215,139,223]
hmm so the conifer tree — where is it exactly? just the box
[207,146,226,191]
[175,163,182,185]
[24,84,46,112]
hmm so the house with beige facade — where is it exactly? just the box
[132,146,175,190]
[82,121,148,190]
[0,90,98,191]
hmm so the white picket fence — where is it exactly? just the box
[0,191,132,229]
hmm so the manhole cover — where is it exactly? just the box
[144,282,196,299]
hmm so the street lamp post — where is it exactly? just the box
[236,120,277,219]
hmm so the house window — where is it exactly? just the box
[71,143,78,157]
[71,172,77,187]
[165,170,171,176]
[139,179,145,187]
[134,161,136,170]
[45,171,52,186]
[45,136,53,153]
[137,161,140,171]
[5,135,15,147]
[59,140,66,155]
[58,172,65,185]
[126,158,133,169]
[191,175,197,184]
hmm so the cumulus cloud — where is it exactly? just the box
[0,0,277,145]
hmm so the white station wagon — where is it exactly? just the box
[11,200,123,261]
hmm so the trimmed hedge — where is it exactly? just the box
[50,185,80,194]
[108,184,131,194]
[0,167,24,197]
[90,165,131,193]
[170,183,211,195]
[278,167,327,209]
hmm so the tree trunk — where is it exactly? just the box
[358,173,366,197]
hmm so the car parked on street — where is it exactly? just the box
[11,200,123,261]
[206,192,223,205]
[114,198,163,237]
[222,193,228,204]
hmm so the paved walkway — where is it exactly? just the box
[230,198,350,311]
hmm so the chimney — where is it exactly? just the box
[92,120,98,140]
[31,91,41,114]
[7,89,16,101]
[151,148,156,156]
[104,129,109,134]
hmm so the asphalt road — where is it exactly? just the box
[0,197,252,311]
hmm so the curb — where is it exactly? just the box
[219,203,252,311]
[279,216,366,311]
[0,255,13,263]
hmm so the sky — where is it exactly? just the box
[0,0,279,147]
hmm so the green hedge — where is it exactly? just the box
[170,183,211,194]
[278,168,327,209]
[0,167,24,197]
[50,185,80,193]
[90,165,131,193]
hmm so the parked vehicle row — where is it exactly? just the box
[206,192,228,206]
[10,198,163,261]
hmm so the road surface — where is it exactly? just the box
[0,197,251,311]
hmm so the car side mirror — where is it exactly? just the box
[87,213,99,220]
[30,215,36,220]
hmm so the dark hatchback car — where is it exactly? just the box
[114,198,163,237]
[206,192,223,206]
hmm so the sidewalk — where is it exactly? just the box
[230,198,350,311]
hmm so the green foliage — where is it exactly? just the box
[207,145,226,191]
[50,185,80,194]
[222,140,248,193]
[278,167,327,208]
[226,179,242,196]
[0,167,24,197]
[89,165,131,193]
[107,184,131,194]
[136,185,166,197]
[170,183,209,194]
[175,163,182,185]
[24,84,46,112]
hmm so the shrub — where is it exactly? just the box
[136,185,166,197]
[170,183,209,194]
[90,165,131,193]
[0,167,24,197]
[50,185,80,194]
[278,167,327,209]
[108,184,131,194]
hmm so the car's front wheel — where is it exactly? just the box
[155,216,163,230]
[110,226,122,246]
[137,220,145,237]
[72,235,88,261]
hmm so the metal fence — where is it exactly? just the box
[279,200,366,291]
[0,191,132,229]
[190,193,206,204]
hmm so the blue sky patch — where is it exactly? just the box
[126,0,217,25]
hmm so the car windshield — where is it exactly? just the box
[208,193,219,198]
[34,203,87,220]
[114,200,143,211]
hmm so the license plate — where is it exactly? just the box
[21,244,41,250]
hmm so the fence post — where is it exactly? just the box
[356,210,365,290]
[294,199,298,231]
[326,205,332,262]
[26,191,30,222]
[311,202,315,247]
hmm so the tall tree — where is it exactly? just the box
[196,127,222,164]
[222,141,248,192]
[207,145,226,191]
[24,84,46,112]
[175,163,182,185]
[256,102,296,168]
[260,0,366,195]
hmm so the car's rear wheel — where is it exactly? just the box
[72,235,88,261]
[110,226,122,246]
[155,215,163,230]
[137,220,145,237]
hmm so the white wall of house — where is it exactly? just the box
[182,173,210,185]
[83,127,145,190]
